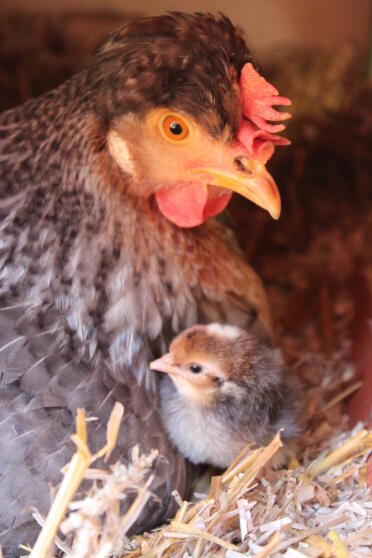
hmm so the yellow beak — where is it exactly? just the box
[193,161,281,219]
[150,354,181,377]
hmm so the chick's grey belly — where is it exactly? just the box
[0,305,189,557]
[159,377,246,468]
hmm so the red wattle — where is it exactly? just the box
[203,189,232,219]
[155,182,232,228]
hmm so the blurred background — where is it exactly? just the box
[0,1,370,110]
[0,0,370,57]
[0,1,371,422]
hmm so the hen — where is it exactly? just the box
[0,13,290,555]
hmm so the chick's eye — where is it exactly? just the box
[162,114,189,141]
[189,363,203,374]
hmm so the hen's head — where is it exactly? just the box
[91,13,291,227]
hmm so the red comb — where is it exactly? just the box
[237,63,292,163]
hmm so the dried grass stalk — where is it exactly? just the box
[29,403,124,558]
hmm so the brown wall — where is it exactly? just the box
[0,0,370,57]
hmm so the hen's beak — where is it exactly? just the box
[150,354,181,377]
[193,160,281,219]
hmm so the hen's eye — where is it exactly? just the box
[162,114,189,141]
[189,363,203,374]
[169,122,183,135]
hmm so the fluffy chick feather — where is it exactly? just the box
[152,324,305,468]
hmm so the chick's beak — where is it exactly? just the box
[150,354,181,377]
[193,159,281,220]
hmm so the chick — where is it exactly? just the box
[150,324,305,469]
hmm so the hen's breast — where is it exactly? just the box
[0,104,193,555]
[0,301,190,556]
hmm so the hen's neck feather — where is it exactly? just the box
[0,85,249,388]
